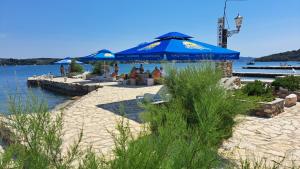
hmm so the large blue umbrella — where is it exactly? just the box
[79,49,115,62]
[115,32,239,61]
[54,57,83,65]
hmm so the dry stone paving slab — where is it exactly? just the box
[219,103,300,168]
[53,82,162,156]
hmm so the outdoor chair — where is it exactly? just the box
[136,86,171,105]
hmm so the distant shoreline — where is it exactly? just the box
[0,58,60,66]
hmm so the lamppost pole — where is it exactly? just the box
[217,0,243,77]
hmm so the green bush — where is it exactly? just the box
[70,59,84,73]
[272,76,300,91]
[92,61,111,75]
[107,64,255,169]
[242,80,274,102]
[92,61,105,75]
[0,95,83,169]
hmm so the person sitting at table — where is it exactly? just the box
[130,66,138,79]
[152,66,161,80]
[139,64,144,73]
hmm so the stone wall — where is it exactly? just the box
[40,80,101,96]
[254,98,285,118]
[216,61,233,77]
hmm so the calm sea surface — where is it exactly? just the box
[0,61,299,114]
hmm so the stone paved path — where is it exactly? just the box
[55,82,162,156]
[219,103,300,167]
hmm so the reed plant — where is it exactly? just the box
[0,95,83,169]
[104,64,257,169]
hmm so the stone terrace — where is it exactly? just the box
[220,103,300,167]
[54,82,162,156]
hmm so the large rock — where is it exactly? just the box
[285,94,297,107]
[276,88,300,102]
[294,91,300,102]
[221,76,241,90]
[277,87,290,98]
[0,116,14,145]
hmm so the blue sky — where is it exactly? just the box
[0,0,299,58]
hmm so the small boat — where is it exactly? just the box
[246,61,255,65]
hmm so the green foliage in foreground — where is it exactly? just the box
[0,95,83,169]
[272,76,300,91]
[0,65,297,169]
[107,65,257,169]
[242,80,275,102]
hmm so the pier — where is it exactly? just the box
[243,66,300,70]
[233,72,300,78]
[27,76,102,96]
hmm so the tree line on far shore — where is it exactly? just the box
[0,58,60,66]
[255,49,300,62]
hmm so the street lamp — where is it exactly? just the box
[217,0,244,77]
[218,1,244,48]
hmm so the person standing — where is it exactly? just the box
[60,64,65,77]
[139,64,144,73]
[114,63,119,75]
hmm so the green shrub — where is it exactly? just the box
[242,80,274,102]
[107,64,256,169]
[272,76,300,91]
[92,61,111,75]
[0,95,83,169]
[70,59,84,73]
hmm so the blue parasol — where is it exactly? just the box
[79,49,115,62]
[54,57,83,65]
[115,32,240,61]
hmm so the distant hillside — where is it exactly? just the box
[255,49,300,62]
[0,58,60,65]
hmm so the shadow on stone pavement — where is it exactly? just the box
[96,99,144,123]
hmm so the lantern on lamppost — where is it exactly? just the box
[234,14,243,31]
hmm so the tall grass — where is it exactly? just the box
[0,95,83,169]
[105,64,256,169]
